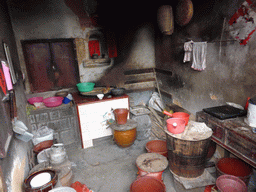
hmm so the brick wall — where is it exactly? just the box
[28,103,80,146]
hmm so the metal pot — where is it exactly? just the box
[49,143,67,164]
[111,88,126,96]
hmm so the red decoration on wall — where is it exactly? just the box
[88,40,101,57]
[229,0,256,45]
[0,68,7,95]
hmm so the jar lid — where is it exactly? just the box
[136,153,168,173]
[110,119,137,131]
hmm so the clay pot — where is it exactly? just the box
[113,108,129,125]
[24,169,58,192]
[33,140,53,155]
[111,119,137,148]
[114,128,136,148]
[145,140,168,158]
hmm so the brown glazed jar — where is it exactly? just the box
[110,119,137,148]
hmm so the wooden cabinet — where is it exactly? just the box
[22,39,79,93]
[75,94,129,149]
[196,111,256,168]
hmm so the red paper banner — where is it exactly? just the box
[0,68,7,95]
[88,40,101,57]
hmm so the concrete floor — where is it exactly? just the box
[65,136,256,192]
[66,137,177,192]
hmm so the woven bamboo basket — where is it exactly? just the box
[157,5,174,35]
[175,0,193,26]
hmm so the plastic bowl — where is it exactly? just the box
[216,175,247,192]
[166,118,186,134]
[43,97,63,108]
[76,82,95,92]
[28,97,44,105]
[145,140,168,157]
[172,112,190,125]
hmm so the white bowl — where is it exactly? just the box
[49,187,76,192]
[97,94,104,100]
[30,172,51,188]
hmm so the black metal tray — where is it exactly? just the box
[203,105,247,120]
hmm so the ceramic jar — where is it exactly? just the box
[110,119,137,148]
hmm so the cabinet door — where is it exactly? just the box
[23,42,53,92]
[77,97,129,148]
[22,39,79,93]
[51,41,79,88]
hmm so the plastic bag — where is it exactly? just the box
[32,126,54,145]
[148,92,164,112]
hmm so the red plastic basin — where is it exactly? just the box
[216,157,253,185]
[130,176,166,192]
[145,140,168,157]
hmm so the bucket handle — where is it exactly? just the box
[163,110,173,117]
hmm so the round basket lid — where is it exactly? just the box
[136,153,168,173]
[175,0,193,26]
[110,119,137,131]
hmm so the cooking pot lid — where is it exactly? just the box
[136,153,168,172]
[109,119,137,131]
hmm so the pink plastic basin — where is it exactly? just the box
[28,97,44,105]
[216,175,247,192]
[43,97,63,108]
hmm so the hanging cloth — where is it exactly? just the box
[183,40,193,63]
[191,42,207,71]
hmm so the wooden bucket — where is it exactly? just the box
[166,133,211,178]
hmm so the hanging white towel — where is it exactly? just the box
[191,42,207,71]
[183,41,193,63]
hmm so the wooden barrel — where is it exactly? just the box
[166,132,211,178]
[111,119,137,148]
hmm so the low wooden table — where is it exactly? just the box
[196,111,256,168]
